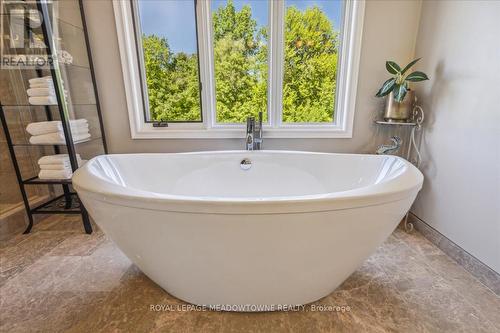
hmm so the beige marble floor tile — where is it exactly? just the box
[393,228,500,331]
[1,243,131,296]
[369,236,498,333]
[47,229,106,256]
[36,214,98,233]
[0,231,68,287]
[66,266,174,333]
[219,312,289,333]
[0,291,108,333]
[153,310,225,333]
[0,232,30,249]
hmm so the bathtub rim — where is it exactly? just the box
[73,150,423,214]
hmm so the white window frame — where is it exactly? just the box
[113,0,365,139]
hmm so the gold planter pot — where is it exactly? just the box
[384,90,416,122]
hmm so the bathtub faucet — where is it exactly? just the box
[376,136,402,155]
[245,112,263,150]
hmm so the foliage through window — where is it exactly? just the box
[133,0,348,127]
[211,0,269,123]
[283,1,341,123]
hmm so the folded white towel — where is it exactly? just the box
[40,162,71,170]
[29,132,91,145]
[27,87,55,97]
[29,79,54,86]
[26,119,88,136]
[31,124,90,137]
[29,96,57,105]
[29,82,55,89]
[40,159,86,170]
[38,169,73,180]
[28,76,52,85]
[27,124,89,136]
[70,125,90,135]
[38,154,82,165]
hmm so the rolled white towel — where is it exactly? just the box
[38,169,73,180]
[39,159,86,170]
[38,154,82,165]
[29,96,57,105]
[28,76,52,85]
[27,87,55,97]
[26,119,88,136]
[29,132,91,145]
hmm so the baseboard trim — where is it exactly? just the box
[408,212,500,296]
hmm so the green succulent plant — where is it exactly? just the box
[375,58,429,102]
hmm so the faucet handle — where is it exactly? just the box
[390,136,402,146]
[254,112,263,150]
[246,116,255,133]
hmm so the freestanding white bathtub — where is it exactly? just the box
[73,151,423,311]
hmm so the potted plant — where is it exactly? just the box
[375,58,429,122]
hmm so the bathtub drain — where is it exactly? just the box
[240,158,252,170]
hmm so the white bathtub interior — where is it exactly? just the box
[85,152,408,199]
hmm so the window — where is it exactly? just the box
[113,0,364,138]
[282,0,342,123]
[133,0,202,122]
[211,0,269,124]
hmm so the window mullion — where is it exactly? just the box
[197,0,216,129]
[267,0,274,127]
[269,0,285,128]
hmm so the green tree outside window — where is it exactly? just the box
[141,0,339,124]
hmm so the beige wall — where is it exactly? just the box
[83,0,422,154]
[412,0,500,272]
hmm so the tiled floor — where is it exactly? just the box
[1,215,499,333]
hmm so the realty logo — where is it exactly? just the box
[1,1,54,69]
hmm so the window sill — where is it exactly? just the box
[131,126,353,139]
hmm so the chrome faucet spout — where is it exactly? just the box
[246,117,255,151]
[245,112,263,151]
[376,136,402,155]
